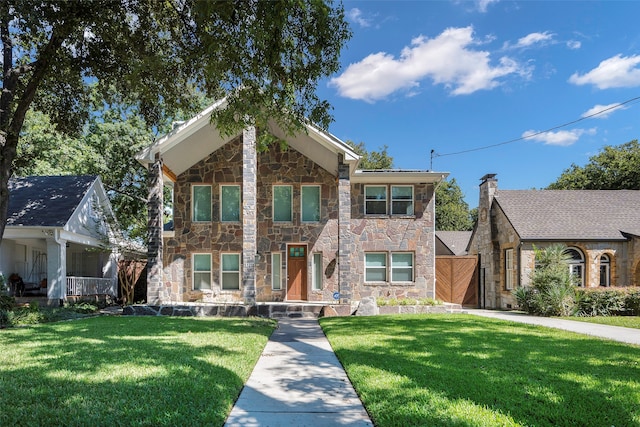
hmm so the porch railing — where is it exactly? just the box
[66,276,117,297]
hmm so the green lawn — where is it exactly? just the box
[559,315,640,329]
[320,314,640,427]
[0,316,275,426]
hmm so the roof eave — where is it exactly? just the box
[351,170,449,184]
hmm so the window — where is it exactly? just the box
[193,254,212,290]
[391,186,414,215]
[365,186,387,215]
[273,185,292,222]
[221,253,240,290]
[272,253,282,290]
[599,254,610,287]
[391,252,413,282]
[365,253,387,282]
[566,248,585,287]
[192,185,212,222]
[505,249,515,290]
[301,185,321,222]
[312,253,323,290]
[220,185,241,222]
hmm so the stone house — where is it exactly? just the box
[136,102,448,306]
[468,174,640,309]
[0,175,119,303]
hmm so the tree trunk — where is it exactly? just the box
[0,133,17,245]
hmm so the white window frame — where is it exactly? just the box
[220,184,241,222]
[505,248,515,290]
[301,185,321,222]
[272,252,282,290]
[365,252,387,282]
[390,185,414,215]
[192,253,212,290]
[221,253,241,290]
[364,185,388,215]
[599,254,610,287]
[312,253,323,290]
[390,252,414,282]
[192,184,212,222]
[273,185,293,222]
[566,247,585,287]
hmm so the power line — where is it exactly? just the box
[431,95,640,159]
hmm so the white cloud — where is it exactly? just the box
[329,26,524,102]
[515,31,554,49]
[569,54,640,89]
[566,40,581,50]
[522,128,597,146]
[581,103,626,119]
[346,8,371,28]
[476,0,499,13]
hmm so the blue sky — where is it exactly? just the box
[317,0,640,207]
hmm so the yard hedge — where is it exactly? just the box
[574,287,640,317]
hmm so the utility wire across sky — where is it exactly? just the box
[430,95,640,169]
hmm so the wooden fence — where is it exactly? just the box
[435,255,478,307]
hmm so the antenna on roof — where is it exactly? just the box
[430,149,435,171]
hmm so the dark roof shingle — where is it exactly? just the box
[7,176,97,227]
[494,189,640,240]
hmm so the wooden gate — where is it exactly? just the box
[436,255,478,307]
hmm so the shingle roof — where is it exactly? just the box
[494,189,640,240]
[436,231,472,255]
[7,176,97,227]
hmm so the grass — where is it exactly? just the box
[559,315,640,329]
[0,316,275,426]
[320,314,640,427]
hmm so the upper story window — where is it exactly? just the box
[391,185,414,215]
[301,185,321,222]
[192,185,212,222]
[273,185,293,222]
[220,185,241,222]
[365,186,387,215]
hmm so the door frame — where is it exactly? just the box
[286,243,308,301]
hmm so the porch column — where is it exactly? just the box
[337,160,353,303]
[46,232,66,303]
[242,126,257,304]
[147,154,165,304]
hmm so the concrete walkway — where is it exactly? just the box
[225,318,373,427]
[468,309,640,346]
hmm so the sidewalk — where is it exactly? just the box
[467,309,640,346]
[225,318,373,427]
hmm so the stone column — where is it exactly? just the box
[242,126,257,304]
[337,160,353,303]
[147,154,165,305]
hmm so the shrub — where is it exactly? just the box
[625,288,640,315]
[575,288,626,316]
[513,244,577,316]
[0,295,15,311]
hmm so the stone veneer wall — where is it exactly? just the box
[164,137,341,303]
[348,183,437,300]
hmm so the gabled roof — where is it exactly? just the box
[436,231,472,255]
[7,175,98,227]
[136,101,361,180]
[494,189,640,241]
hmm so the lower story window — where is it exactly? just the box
[193,254,212,290]
[365,253,387,282]
[312,253,323,290]
[391,252,413,282]
[272,253,282,290]
[505,248,515,290]
[221,253,240,290]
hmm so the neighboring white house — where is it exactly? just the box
[0,175,119,303]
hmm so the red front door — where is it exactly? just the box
[287,245,307,301]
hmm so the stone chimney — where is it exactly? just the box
[478,173,497,224]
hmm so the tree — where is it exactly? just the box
[548,140,640,190]
[0,0,351,245]
[346,140,394,169]
[435,178,474,231]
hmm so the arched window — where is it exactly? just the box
[599,254,610,287]
[566,248,585,287]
